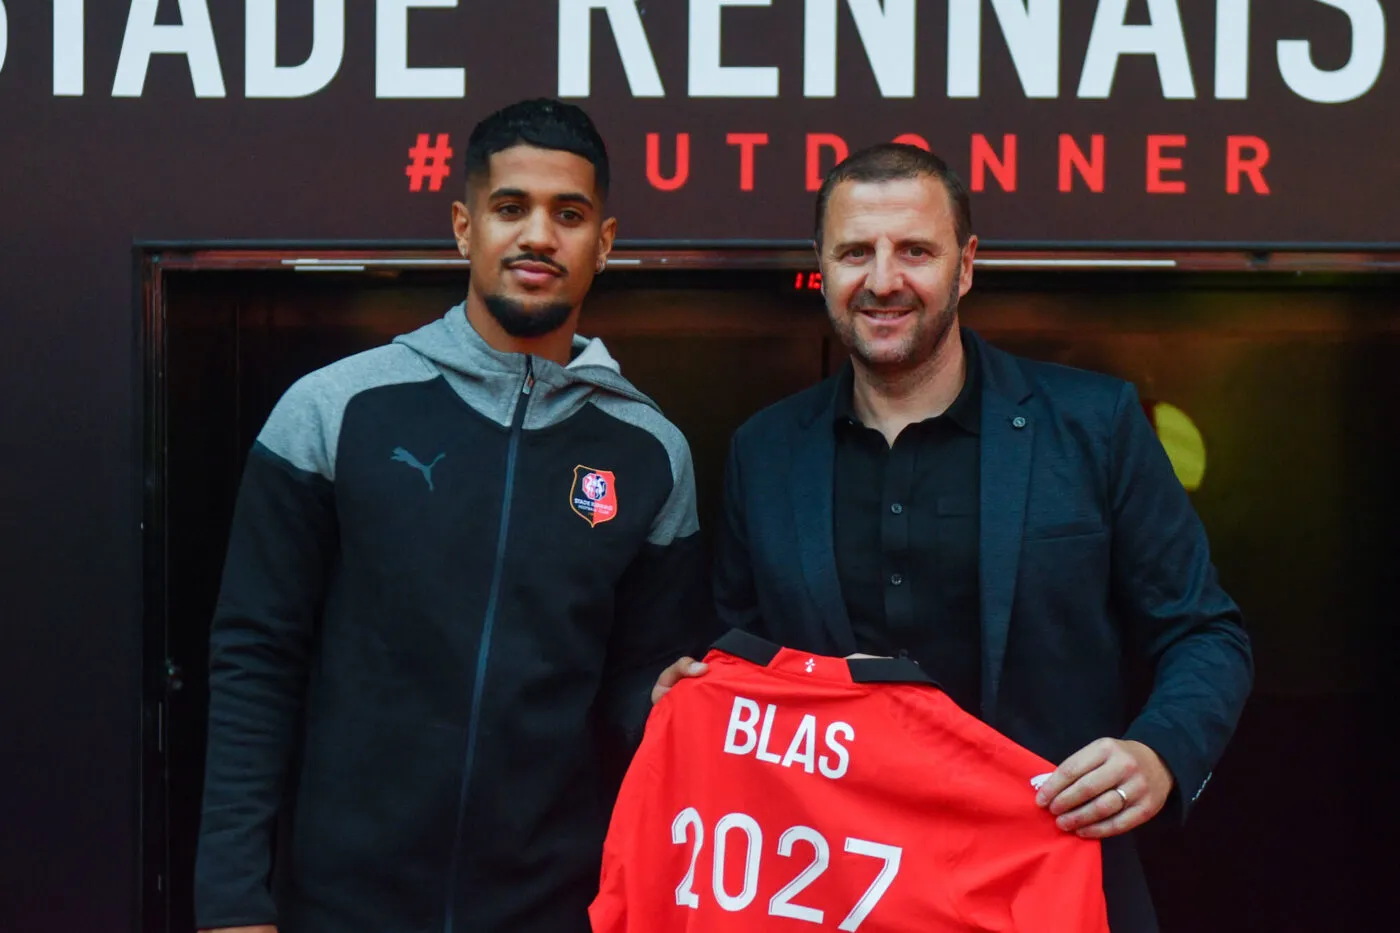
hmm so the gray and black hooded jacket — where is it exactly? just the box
[194,303,712,933]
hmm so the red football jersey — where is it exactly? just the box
[590,631,1110,933]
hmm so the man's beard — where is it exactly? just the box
[830,275,961,372]
[482,293,575,338]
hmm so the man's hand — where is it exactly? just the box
[651,657,708,704]
[1033,738,1174,839]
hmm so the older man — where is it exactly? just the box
[702,143,1254,932]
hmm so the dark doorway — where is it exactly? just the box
[141,251,1398,932]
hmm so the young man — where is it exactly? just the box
[195,99,710,933]
[706,143,1254,932]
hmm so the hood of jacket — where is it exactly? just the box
[393,302,660,430]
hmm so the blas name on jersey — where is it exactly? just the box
[723,696,854,781]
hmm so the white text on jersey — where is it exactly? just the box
[722,696,854,780]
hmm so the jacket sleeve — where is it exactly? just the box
[600,438,715,750]
[1109,381,1254,823]
[194,431,338,926]
[712,432,765,635]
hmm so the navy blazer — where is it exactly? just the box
[712,327,1254,933]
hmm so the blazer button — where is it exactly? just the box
[890,573,904,586]
[1011,416,1027,429]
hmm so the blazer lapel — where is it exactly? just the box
[791,408,858,656]
[974,333,1034,723]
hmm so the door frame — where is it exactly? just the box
[135,241,1400,932]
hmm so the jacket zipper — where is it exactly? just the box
[443,355,533,933]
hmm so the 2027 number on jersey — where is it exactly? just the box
[671,807,902,931]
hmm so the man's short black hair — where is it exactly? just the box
[814,143,973,249]
[464,97,610,201]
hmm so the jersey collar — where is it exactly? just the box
[709,628,940,688]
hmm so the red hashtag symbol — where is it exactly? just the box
[406,133,453,192]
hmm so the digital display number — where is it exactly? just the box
[793,271,823,291]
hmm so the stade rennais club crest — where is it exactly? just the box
[571,465,618,528]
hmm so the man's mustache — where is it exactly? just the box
[849,290,922,312]
[503,252,568,275]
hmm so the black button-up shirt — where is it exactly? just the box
[832,333,983,714]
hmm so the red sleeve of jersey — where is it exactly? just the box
[589,700,668,933]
